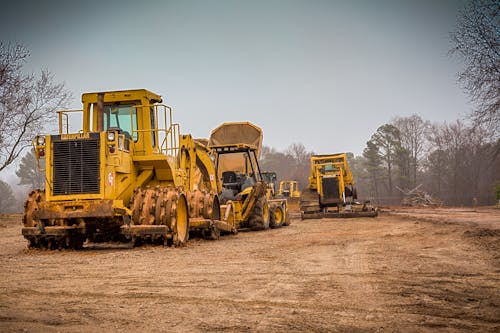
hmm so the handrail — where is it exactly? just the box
[55,104,181,160]
[56,109,83,134]
[131,104,180,159]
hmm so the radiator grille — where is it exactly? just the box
[52,137,100,195]
[322,177,340,203]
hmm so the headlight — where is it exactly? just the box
[107,132,115,141]
[37,136,45,145]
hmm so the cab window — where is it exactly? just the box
[104,104,137,141]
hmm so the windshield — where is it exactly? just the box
[104,104,137,141]
[324,164,335,172]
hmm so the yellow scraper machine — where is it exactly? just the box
[22,89,236,249]
[299,153,377,219]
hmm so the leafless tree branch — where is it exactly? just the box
[450,0,500,132]
[0,42,71,172]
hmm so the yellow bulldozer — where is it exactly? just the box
[300,153,377,219]
[208,122,289,229]
[278,180,300,199]
[22,89,235,249]
[277,180,301,211]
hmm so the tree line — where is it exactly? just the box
[3,115,498,213]
[353,116,499,205]
[260,115,499,207]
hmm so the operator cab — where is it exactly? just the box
[104,104,136,141]
[220,171,255,201]
[211,144,261,203]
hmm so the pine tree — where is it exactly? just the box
[363,140,383,205]
[0,180,16,213]
[16,150,44,189]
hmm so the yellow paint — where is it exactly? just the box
[35,89,219,220]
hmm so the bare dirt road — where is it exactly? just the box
[0,208,499,332]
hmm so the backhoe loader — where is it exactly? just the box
[209,122,289,229]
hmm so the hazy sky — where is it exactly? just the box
[1,0,470,157]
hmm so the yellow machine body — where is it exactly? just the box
[308,153,354,205]
[23,89,231,249]
[278,180,301,212]
[209,123,289,229]
[300,153,377,218]
[278,181,301,199]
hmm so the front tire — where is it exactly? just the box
[270,205,284,228]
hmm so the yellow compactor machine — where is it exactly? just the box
[300,153,377,219]
[209,122,289,229]
[22,89,235,249]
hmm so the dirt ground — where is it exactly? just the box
[0,207,499,332]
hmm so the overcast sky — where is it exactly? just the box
[1,0,470,158]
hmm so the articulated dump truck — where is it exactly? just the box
[22,89,236,250]
[209,122,289,229]
[300,153,377,219]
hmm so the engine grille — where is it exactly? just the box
[322,177,340,204]
[52,137,100,195]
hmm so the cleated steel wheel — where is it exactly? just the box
[131,186,190,247]
[23,189,46,228]
[173,193,189,246]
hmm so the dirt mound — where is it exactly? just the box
[464,228,500,263]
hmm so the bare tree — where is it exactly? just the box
[285,143,313,189]
[260,143,313,190]
[0,42,71,172]
[425,124,448,198]
[450,0,500,131]
[392,115,430,188]
[425,120,499,205]
[285,143,310,166]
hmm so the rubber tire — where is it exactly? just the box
[270,205,284,228]
[283,210,291,226]
[249,197,270,230]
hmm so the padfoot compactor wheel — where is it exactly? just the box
[23,190,87,250]
[130,186,190,247]
[23,189,45,228]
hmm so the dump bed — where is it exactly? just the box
[209,122,263,158]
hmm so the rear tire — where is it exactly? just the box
[249,197,270,230]
[283,210,291,226]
